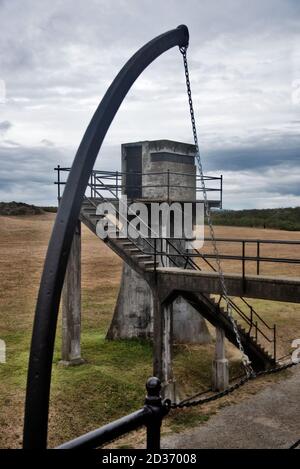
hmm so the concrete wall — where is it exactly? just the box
[122,140,196,202]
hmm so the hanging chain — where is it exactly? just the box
[171,359,298,409]
[179,45,254,377]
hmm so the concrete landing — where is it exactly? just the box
[156,268,300,303]
[161,365,300,449]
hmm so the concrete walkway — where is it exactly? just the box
[162,366,300,449]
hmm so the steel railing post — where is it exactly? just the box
[220,174,223,208]
[274,324,276,362]
[57,165,61,202]
[257,241,260,276]
[242,241,246,291]
[249,306,253,334]
[145,377,164,450]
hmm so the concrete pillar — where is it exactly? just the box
[153,295,176,401]
[173,296,211,344]
[170,239,211,344]
[212,327,229,391]
[60,220,84,366]
[106,263,153,339]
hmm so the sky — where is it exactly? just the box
[0,0,299,209]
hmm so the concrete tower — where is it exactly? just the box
[107,139,211,344]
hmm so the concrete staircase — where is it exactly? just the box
[80,196,276,370]
[80,197,159,276]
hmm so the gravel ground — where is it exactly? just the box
[162,366,300,449]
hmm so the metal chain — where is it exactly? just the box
[179,45,253,377]
[171,359,298,409]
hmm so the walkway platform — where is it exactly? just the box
[156,268,300,303]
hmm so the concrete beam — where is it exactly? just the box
[156,268,300,304]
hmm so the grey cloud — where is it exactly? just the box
[0,0,299,208]
[204,146,300,172]
[0,143,72,205]
[0,120,12,134]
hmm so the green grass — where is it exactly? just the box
[169,409,211,432]
[0,315,221,446]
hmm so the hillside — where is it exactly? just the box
[210,207,300,231]
[0,201,44,216]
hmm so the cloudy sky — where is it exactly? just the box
[0,0,299,208]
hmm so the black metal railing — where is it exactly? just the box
[56,377,169,450]
[201,237,300,278]
[54,166,223,206]
[148,237,300,279]
[147,238,279,360]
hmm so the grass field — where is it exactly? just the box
[0,213,299,448]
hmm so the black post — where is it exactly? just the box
[145,377,163,451]
[257,241,260,276]
[154,238,157,275]
[220,174,223,208]
[242,241,246,292]
[273,324,276,362]
[57,165,61,202]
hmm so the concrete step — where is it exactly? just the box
[81,207,97,213]
[139,260,159,266]
[132,254,153,259]
[86,213,107,219]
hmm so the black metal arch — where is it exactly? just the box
[23,25,189,449]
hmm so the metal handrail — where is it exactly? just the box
[58,166,221,179]
[142,242,278,357]
[54,166,223,203]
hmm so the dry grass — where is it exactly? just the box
[0,214,299,448]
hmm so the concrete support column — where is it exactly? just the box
[106,263,153,339]
[212,327,229,391]
[60,220,84,366]
[153,294,176,401]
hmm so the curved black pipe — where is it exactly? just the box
[23,25,189,449]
